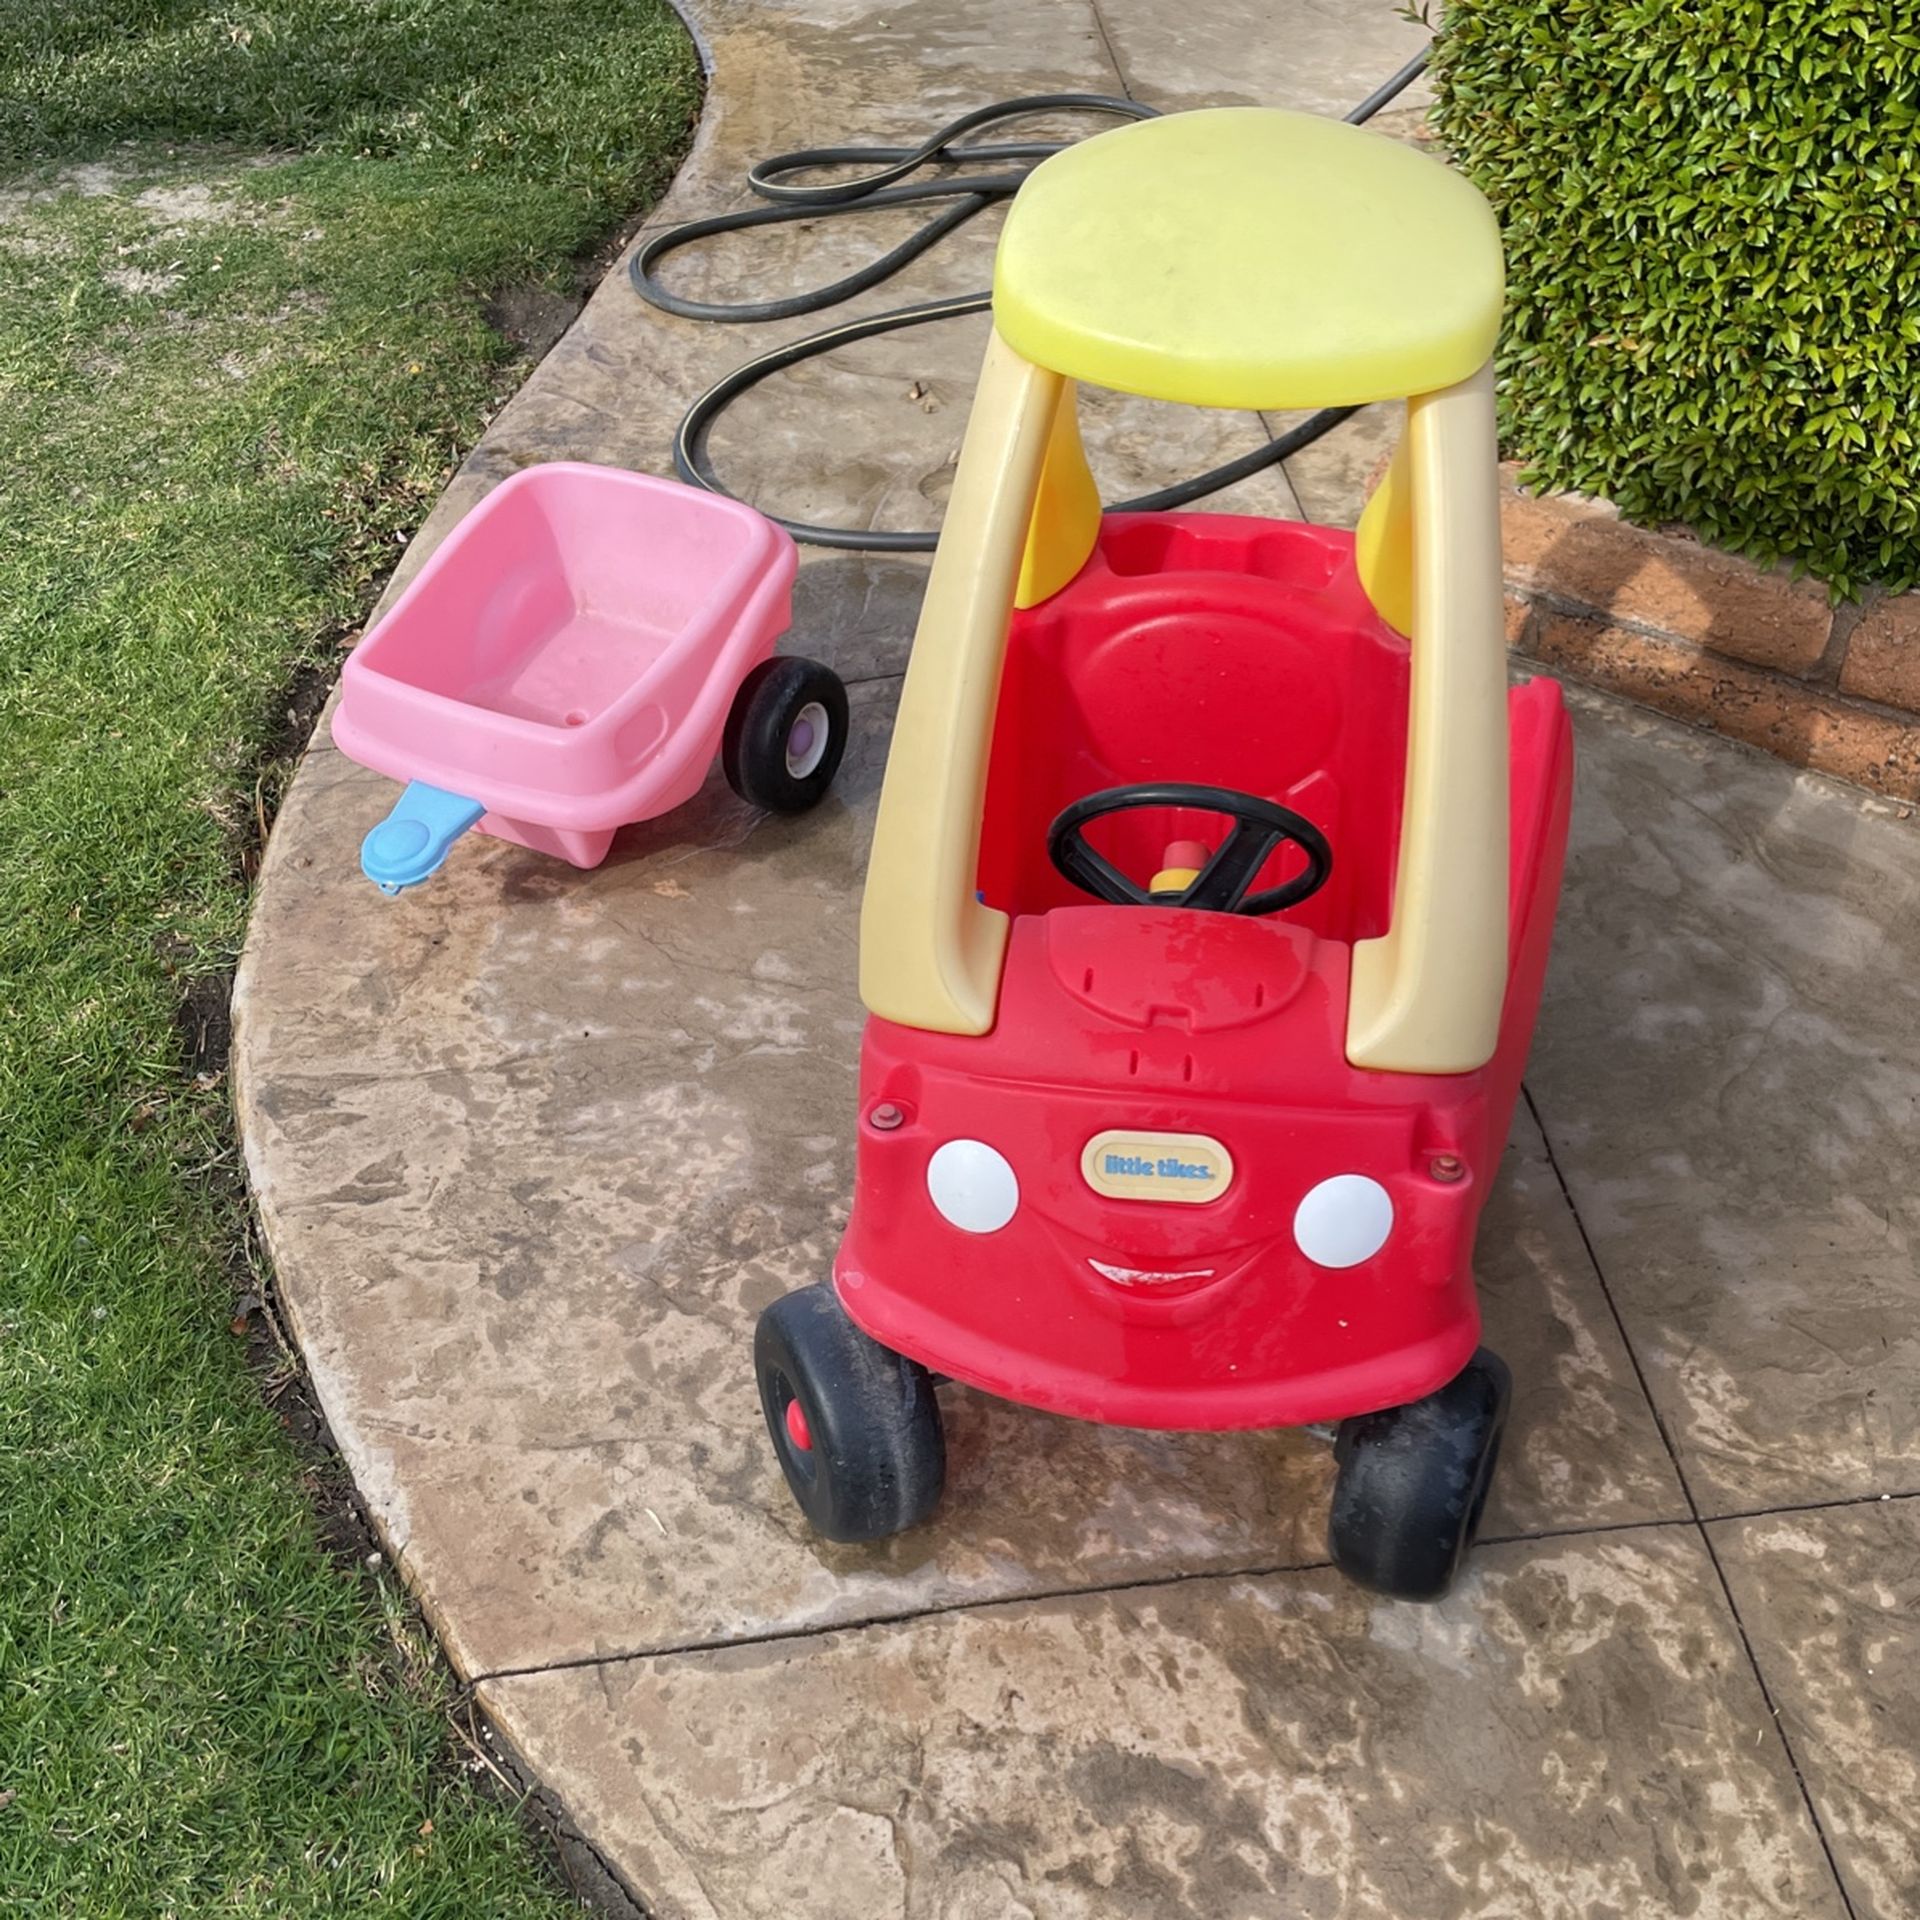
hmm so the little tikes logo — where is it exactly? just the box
[1081,1130,1234,1205]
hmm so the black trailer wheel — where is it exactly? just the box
[1327,1347,1511,1602]
[755,1284,944,1542]
[723,656,849,813]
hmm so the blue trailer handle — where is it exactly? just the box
[360,782,485,894]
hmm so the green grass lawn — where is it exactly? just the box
[0,5,700,1911]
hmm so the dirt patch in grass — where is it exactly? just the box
[483,283,586,362]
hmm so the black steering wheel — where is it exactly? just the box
[1048,782,1332,916]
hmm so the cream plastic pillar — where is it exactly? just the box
[1346,360,1509,1074]
[858,331,1064,1034]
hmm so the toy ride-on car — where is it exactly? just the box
[754,109,1573,1600]
[332,463,846,892]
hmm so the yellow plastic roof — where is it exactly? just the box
[993,108,1503,410]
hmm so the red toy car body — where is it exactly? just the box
[835,517,1572,1431]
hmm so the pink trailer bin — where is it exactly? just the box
[332,463,847,892]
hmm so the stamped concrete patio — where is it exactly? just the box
[233,2,1920,1915]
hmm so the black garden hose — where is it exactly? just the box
[631,51,1431,550]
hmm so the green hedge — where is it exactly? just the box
[1433,0,1920,596]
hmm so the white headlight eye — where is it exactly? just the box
[926,1140,1019,1234]
[1294,1175,1393,1268]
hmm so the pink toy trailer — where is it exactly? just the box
[332,463,846,891]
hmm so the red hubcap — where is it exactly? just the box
[784,1397,812,1452]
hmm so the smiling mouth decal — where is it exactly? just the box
[1087,1259,1218,1289]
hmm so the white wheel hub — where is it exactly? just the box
[785,701,831,778]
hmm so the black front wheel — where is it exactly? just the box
[723,656,849,813]
[1327,1347,1511,1602]
[755,1284,944,1542]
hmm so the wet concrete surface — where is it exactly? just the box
[233,2,1920,1912]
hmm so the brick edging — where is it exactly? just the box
[1498,467,1920,803]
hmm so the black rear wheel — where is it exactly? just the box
[723,655,848,813]
[755,1284,944,1542]
[1327,1347,1511,1602]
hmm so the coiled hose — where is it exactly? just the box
[631,51,1430,550]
